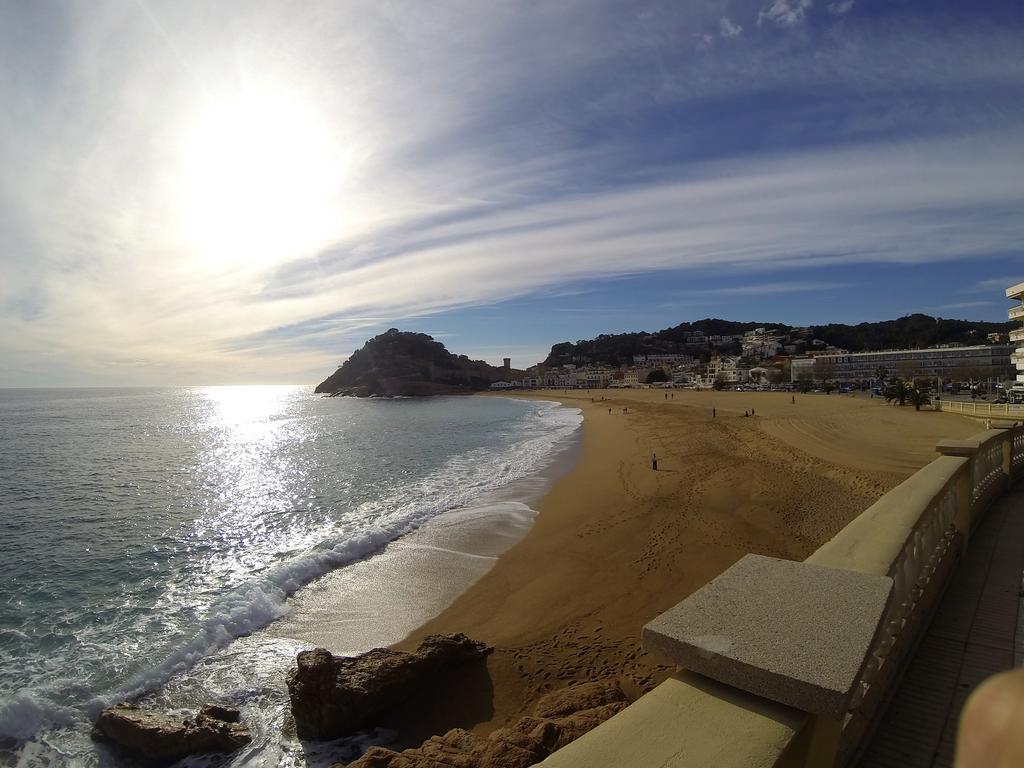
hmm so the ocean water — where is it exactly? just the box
[0,386,581,767]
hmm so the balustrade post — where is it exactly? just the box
[936,440,980,543]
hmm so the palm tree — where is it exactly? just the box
[885,377,909,406]
[906,383,932,411]
[874,365,889,385]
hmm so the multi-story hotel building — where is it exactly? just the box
[793,344,1014,384]
[1006,281,1024,400]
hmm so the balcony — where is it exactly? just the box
[1010,328,1024,343]
[1006,281,1024,300]
[1008,304,1024,321]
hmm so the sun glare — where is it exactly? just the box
[172,89,343,270]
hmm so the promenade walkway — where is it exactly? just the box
[859,484,1024,768]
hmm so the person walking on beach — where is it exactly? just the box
[651,453,658,471]
[712,407,716,418]
[791,395,795,404]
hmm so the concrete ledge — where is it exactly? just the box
[642,555,892,718]
[539,672,806,768]
[807,455,967,576]
[937,429,1007,457]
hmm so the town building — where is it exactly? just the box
[633,354,693,365]
[741,328,784,360]
[807,345,1014,384]
[1006,281,1024,400]
[703,355,750,387]
[790,357,816,383]
[575,368,612,388]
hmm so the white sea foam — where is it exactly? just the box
[1,394,582,762]
[102,400,580,708]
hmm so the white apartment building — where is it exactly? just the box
[1007,281,1024,400]
[790,357,816,382]
[703,356,750,387]
[575,369,612,388]
[633,354,693,365]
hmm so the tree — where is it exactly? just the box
[823,380,836,394]
[895,360,921,382]
[646,369,668,384]
[906,382,932,411]
[796,372,814,393]
[814,357,837,386]
[884,378,909,406]
[874,365,888,383]
[712,374,727,391]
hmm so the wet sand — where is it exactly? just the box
[277,389,978,746]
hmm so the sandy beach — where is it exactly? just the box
[284,389,980,747]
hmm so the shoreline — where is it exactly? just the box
[381,388,979,747]
[268,396,584,657]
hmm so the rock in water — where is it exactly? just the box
[339,679,629,768]
[288,633,493,740]
[94,703,251,763]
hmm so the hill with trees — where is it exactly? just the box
[541,314,1013,368]
[315,329,514,397]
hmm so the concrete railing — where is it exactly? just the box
[542,426,1024,768]
[937,399,1024,418]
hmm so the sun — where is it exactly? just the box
[171,88,342,271]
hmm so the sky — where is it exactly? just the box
[1,0,1023,386]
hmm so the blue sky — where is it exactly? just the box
[1,1,1022,385]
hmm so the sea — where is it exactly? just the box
[0,386,582,767]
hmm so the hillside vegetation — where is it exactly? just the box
[315,329,513,397]
[542,314,1013,367]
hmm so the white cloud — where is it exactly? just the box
[932,301,993,310]
[719,17,744,38]
[679,282,850,297]
[758,0,814,27]
[1,1,1022,384]
[828,0,856,15]
[966,277,1024,294]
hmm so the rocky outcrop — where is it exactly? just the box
[314,329,516,397]
[94,703,250,763]
[288,633,493,740]
[340,680,628,768]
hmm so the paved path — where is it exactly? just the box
[859,485,1024,767]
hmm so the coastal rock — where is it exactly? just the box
[288,633,493,739]
[314,329,516,397]
[199,704,241,723]
[339,680,628,768]
[532,679,625,719]
[94,703,251,763]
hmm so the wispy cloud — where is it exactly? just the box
[676,281,851,298]
[930,301,998,312]
[965,277,1024,294]
[828,0,856,15]
[758,0,814,27]
[1,1,1022,384]
[719,17,744,38]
